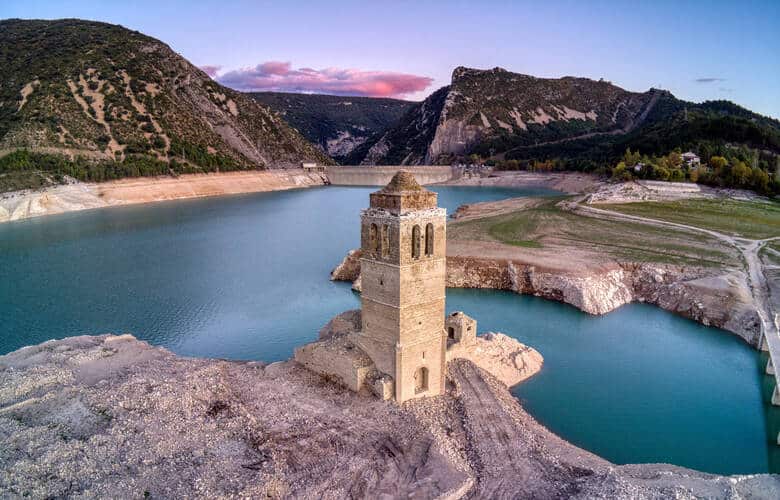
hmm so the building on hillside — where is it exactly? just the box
[446,312,477,346]
[295,171,477,403]
[682,152,700,167]
[302,162,325,172]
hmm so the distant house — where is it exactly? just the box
[682,152,700,167]
[633,162,645,173]
[301,162,324,172]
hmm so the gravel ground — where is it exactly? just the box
[1,335,778,498]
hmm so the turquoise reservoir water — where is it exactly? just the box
[0,185,772,474]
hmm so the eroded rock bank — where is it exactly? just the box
[436,170,603,194]
[0,170,327,223]
[1,335,777,498]
[332,249,761,345]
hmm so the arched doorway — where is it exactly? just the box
[414,366,428,394]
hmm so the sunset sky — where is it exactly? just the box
[3,0,779,118]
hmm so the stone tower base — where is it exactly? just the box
[295,310,543,400]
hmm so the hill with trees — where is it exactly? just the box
[0,19,330,191]
[250,92,412,164]
[350,66,780,194]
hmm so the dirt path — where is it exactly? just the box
[573,202,779,347]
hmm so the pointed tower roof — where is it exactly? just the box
[379,170,425,193]
[370,170,437,215]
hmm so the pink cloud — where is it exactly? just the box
[217,60,434,98]
[200,65,222,78]
[257,61,291,76]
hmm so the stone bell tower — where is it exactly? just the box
[356,171,447,403]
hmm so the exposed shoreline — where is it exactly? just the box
[2,334,777,497]
[332,249,761,345]
[0,169,328,223]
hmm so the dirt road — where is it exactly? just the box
[573,202,779,348]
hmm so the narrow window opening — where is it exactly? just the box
[381,224,390,258]
[425,223,434,256]
[448,327,455,340]
[369,223,379,255]
[411,225,421,259]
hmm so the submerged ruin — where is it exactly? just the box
[295,171,482,402]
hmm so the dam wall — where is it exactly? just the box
[325,166,461,186]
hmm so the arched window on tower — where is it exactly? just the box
[425,223,434,256]
[369,223,379,255]
[381,224,390,258]
[411,225,421,259]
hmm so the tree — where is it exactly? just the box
[654,166,671,181]
[623,148,641,166]
[611,162,633,181]
[667,151,683,168]
[732,160,751,187]
[751,166,769,193]
[710,156,728,171]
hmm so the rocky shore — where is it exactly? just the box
[0,169,327,223]
[332,249,761,346]
[2,334,777,498]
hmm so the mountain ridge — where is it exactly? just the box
[350,66,780,171]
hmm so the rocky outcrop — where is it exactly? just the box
[330,248,363,290]
[446,332,543,387]
[2,335,778,498]
[332,251,762,345]
[310,310,544,389]
[353,66,660,166]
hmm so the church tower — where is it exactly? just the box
[356,171,447,403]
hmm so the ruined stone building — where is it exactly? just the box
[295,171,478,403]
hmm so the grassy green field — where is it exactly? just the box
[600,199,780,240]
[449,198,740,268]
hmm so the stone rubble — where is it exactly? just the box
[2,335,778,498]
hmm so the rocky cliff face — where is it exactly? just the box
[332,251,761,345]
[352,65,780,169]
[355,66,658,165]
[359,87,450,165]
[425,67,654,163]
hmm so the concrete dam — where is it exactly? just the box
[325,166,461,186]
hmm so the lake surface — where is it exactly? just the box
[0,185,773,474]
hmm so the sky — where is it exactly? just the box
[2,0,779,118]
